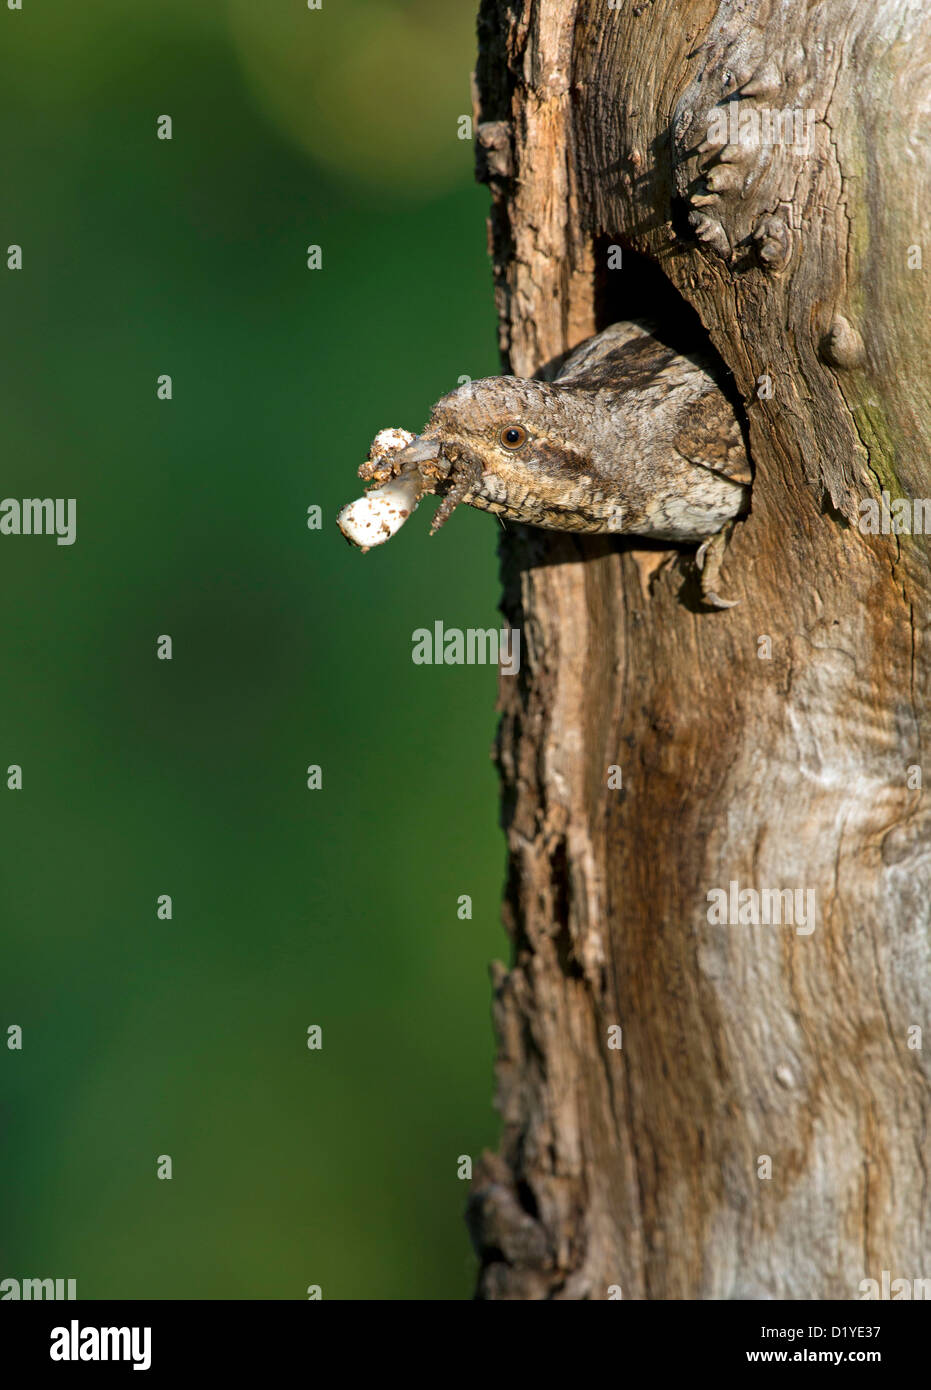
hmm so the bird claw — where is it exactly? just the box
[701,588,740,610]
[695,528,740,609]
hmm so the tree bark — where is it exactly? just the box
[468,0,931,1300]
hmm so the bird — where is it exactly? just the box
[337,320,751,606]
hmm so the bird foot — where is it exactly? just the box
[695,527,739,609]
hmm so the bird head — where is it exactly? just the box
[390,376,604,531]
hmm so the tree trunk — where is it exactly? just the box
[468,0,931,1300]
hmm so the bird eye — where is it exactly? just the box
[499,424,527,449]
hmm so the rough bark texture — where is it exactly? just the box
[467,0,931,1300]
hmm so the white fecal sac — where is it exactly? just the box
[370,427,414,457]
[337,473,423,549]
[338,427,423,549]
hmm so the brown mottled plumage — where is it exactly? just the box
[422,320,750,544]
[338,320,751,604]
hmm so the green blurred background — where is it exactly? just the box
[0,0,505,1299]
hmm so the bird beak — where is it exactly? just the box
[392,435,442,467]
